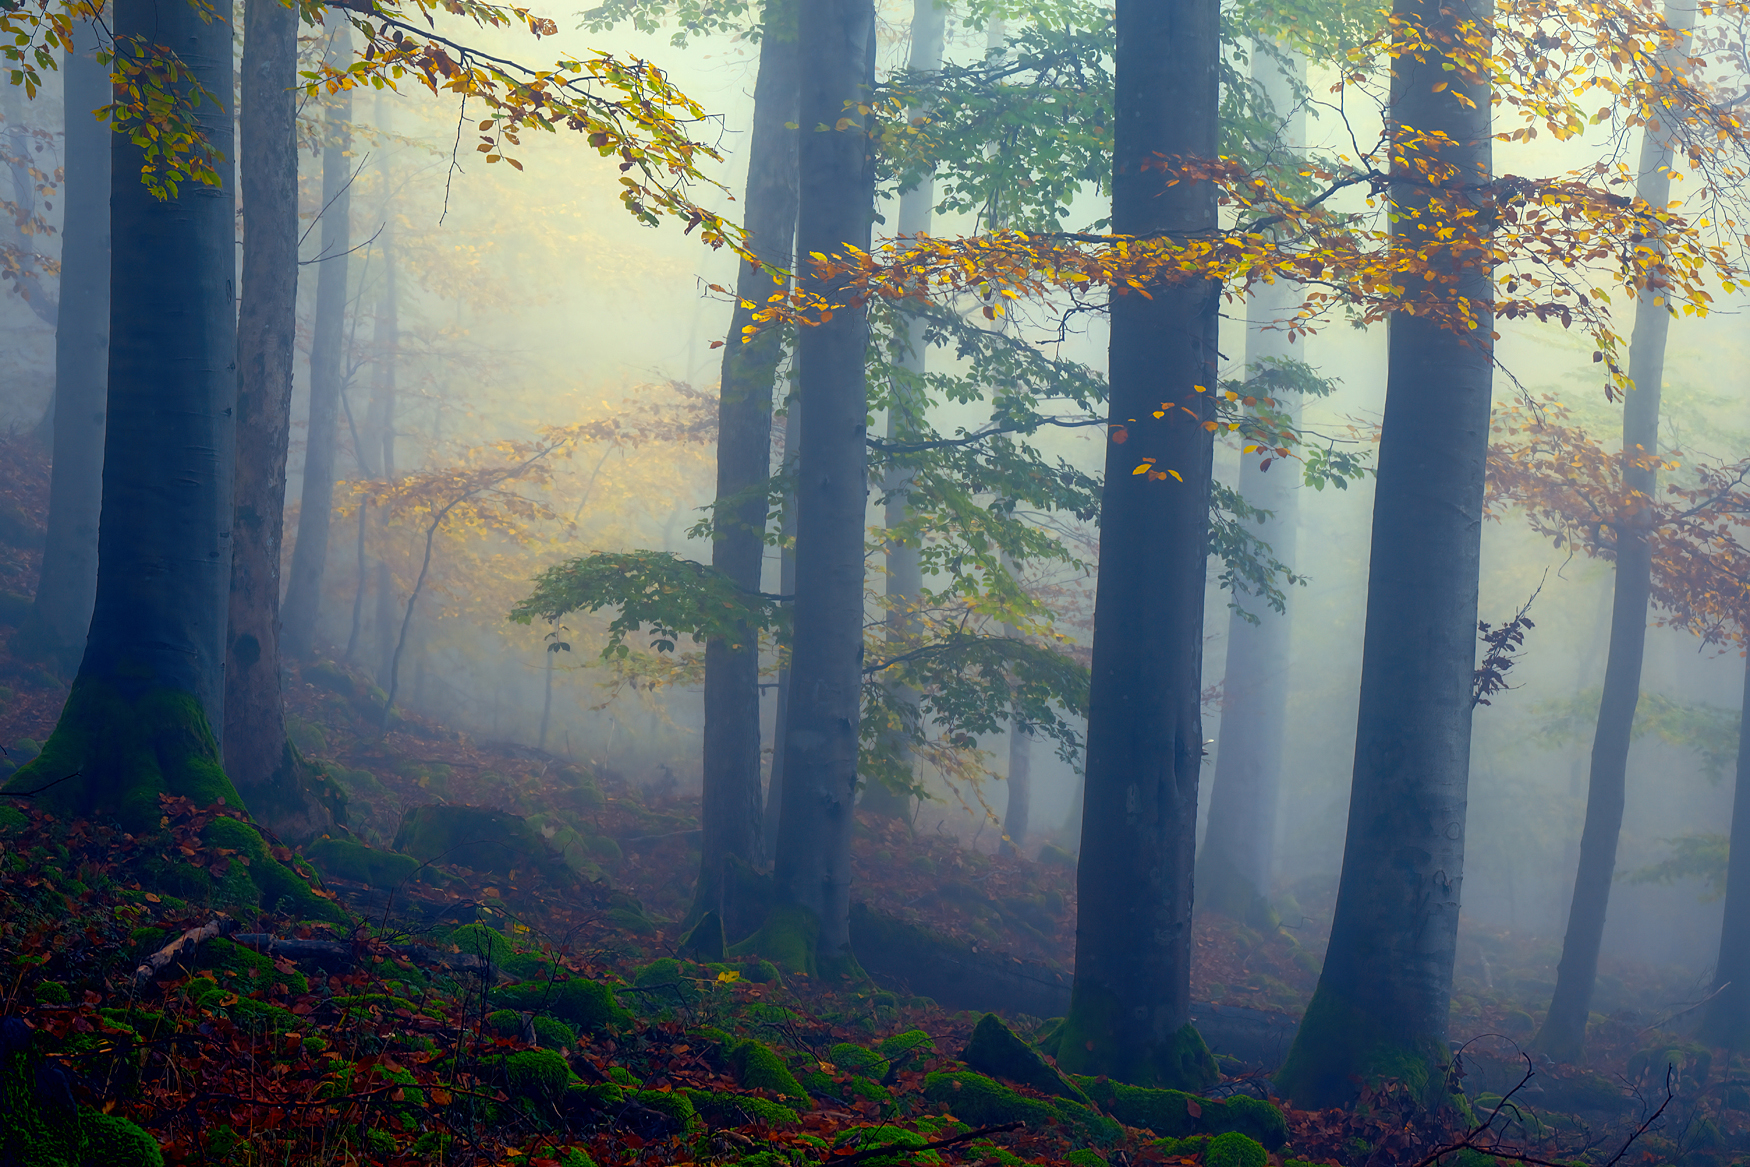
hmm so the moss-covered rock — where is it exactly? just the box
[962,1013,1088,1103]
[79,1111,164,1167]
[449,922,513,965]
[1205,1132,1268,1167]
[486,1009,578,1049]
[492,976,631,1035]
[501,1048,571,1103]
[922,1070,1120,1142]
[2,1019,164,1167]
[728,1040,809,1104]
[633,1088,699,1131]
[1062,1152,1105,1167]
[829,1042,889,1081]
[305,836,421,889]
[393,804,559,877]
[1074,1078,1286,1149]
[681,1087,800,1128]
[881,1028,936,1069]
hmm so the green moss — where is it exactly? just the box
[1062,1152,1106,1167]
[922,1070,1120,1142]
[1154,1135,1212,1158]
[449,922,513,965]
[681,1088,800,1128]
[881,1028,935,1069]
[34,981,69,1005]
[202,937,309,995]
[829,1042,889,1081]
[728,902,821,977]
[493,976,631,1034]
[78,1111,163,1167]
[0,677,240,830]
[633,1088,699,1131]
[1205,1132,1268,1167]
[728,1040,809,1104]
[1274,983,1449,1110]
[202,816,346,924]
[501,1048,571,1103]
[963,1013,1088,1103]
[1075,1078,1287,1149]
[500,951,560,981]
[304,837,421,888]
[393,804,558,877]
[828,1128,945,1166]
[1048,980,1216,1091]
[0,805,26,833]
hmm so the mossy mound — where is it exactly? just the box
[202,816,347,924]
[963,1013,1087,1103]
[922,1070,1120,1142]
[1205,1131,1268,1167]
[449,922,513,964]
[2,1018,164,1167]
[500,1048,572,1103]
[881,1028,936,1069]
[727,1040,809,1104]
[829,1041,889,1081]
[486,1009,578,1050]
[392,804,559,878]
[1074,1078,1286,1149]
[492,976,631,1035]
[304,836,422,889]
[681,1088,800,1128]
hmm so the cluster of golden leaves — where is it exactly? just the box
[1487,397,1750,647]
[300,0,743,246]
[745,0,1750,395]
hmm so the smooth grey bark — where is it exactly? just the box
[281,23,354,662]
[80,0,236,723]
[693,0,800,920]
[1051,0,1220,1089]
[864,0,947,824]
[770,0,876,971]
[1197,42,1306,927]
[225,0,329,838]
[764,394,799,850]
[17,16,108,670]
[1702,652,1750,1045]
[1275,0,1494,1109]
[1533,0,1694,1064]
[1,82,57,331]
[1001,721,1031,855]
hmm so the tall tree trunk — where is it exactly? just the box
[282,23,354,662]
[691,0,800,923]
[0,82,58,333]
[1532,0,1694,1064]
[865,0,947,825]
[225,0,330,840]
[1274,0,1495,1109]
[767,0,875,976]
[764,396,800,850]
[2,0,240,826]
[1002,720,1031,855]
[1701,653,1750,1045]
[16,15,108,670]
[1047,0,1220,1090]
[1197,43,1306,928]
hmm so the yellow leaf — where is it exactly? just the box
[716,970,741,982]
[1132,462,1153,475]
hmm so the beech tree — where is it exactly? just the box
[1533,0,1698,1064]
[281,23,355,663]
[1040,0,1222,1089]
[15,12,106,671]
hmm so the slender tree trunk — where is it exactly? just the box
[1532,0,1694,1064]
[0,83,57,333]
[16,15,108,670]
[692,0,800,922]
[864,0,947,825]
[223,0,330,839]
[1049,0,1220,1090]
[1702,652,1750,1045]
[1197,43,1306,928]
[2,0,240,825]
[375,560,395,687]
[1274,0,1495,1109]
[764,397,800,851]
[282,23,354,662]
[1002,720,1031,855]
[768,0,876,976]
[538,646,555,750]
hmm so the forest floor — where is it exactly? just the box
[0,433,1744,1166]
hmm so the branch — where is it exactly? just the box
[135,917,239,984]
[828,1122,1024,1167]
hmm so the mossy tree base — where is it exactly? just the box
[1273,983,1453,1111]
[0,676,345,923]
[234,739,346,847]
[1196,850,1280,932]
[728,903,867,983]
[1047,982,1216,1091]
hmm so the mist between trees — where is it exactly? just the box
[8,0,1750,1163]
